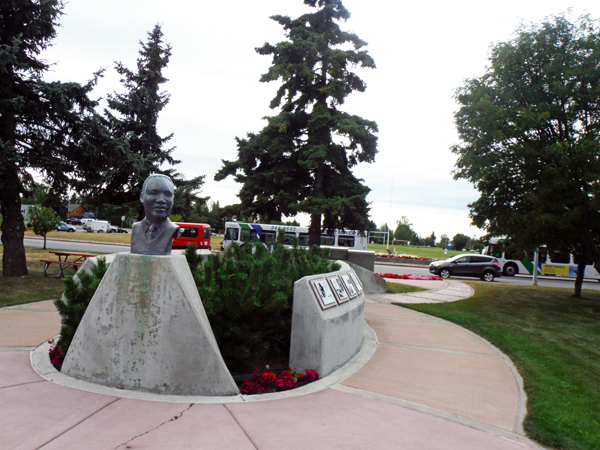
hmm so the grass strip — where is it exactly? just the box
[0,246,103,308]
[399,282,600,450]
[367,243,464,259]
[385,282,427,294]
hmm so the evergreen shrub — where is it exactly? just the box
[187,231,339,372]
[52,258,107,369]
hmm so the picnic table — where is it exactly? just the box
[40,251,98,278]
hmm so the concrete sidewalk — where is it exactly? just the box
[0,282,544,450]
[370,279,475,304]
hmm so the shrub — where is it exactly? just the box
[52,257,107,369]
[187,231,339,372]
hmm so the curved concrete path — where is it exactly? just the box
[0,280,544,450]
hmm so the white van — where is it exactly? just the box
[85,220,110,233]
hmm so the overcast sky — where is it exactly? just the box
[42,0,599,238]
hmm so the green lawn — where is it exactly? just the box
[0,246,74,307]
[367,243,465,259]
[400,283,600,450]
[385,282,427,294]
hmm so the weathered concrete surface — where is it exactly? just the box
[347,249,375,271]
[347,261,386,294]
[290,262,365,377]
[62,253,238,396]
[326,246,348,261]
[41,400,257,450]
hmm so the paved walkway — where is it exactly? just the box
[0,281,544,450]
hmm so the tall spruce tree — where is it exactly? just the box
[83,24,179,218]
[216,0,378,247]
[0,0,105,276]
[170,174,209,221]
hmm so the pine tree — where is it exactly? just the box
[53,257,107,366]
[0,0,105,276]
[84,24,179,218]
[170,174,208,221]
[216,0,378,247]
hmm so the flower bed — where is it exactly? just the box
[50,337,320,396]
[49,340,63,370]
[376,273,443,281]
[240,368,319,394]
[374,252,433,261]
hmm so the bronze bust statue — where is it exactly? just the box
[131,174,180,255]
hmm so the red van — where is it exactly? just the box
[172,223,212,250]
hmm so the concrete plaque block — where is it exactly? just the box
[290,262,365,377]
[62,253,238,396]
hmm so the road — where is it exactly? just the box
[18,238,600,291]
[375,263,600,290]
[24,236,130,254]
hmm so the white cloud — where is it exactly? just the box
[41,0,600,237]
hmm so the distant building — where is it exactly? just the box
[68,204,87,218]
[21,205,35,221]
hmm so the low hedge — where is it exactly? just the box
[186,232,339,372]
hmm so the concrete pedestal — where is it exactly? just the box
[62,253,238,396]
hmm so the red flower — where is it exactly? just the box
[239,368,320,395]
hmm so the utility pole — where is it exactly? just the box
[532,250,539,286]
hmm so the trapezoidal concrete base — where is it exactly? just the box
[61,253,238,396]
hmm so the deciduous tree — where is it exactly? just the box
[29,206,61,249]
[452,14,600,296]
[452,233,470,251]
[216,0,378,247]
[394,216,416,241]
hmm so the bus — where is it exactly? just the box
[482,237,600,280]
[221,222,368,252]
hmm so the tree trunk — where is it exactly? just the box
[1,171,28,276]
[0,60,27,276]
[577,226,600,279]
[573,258,586,298]
[308,161,325,249]
[308,212,321,249]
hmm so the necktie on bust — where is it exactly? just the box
[148,224,157,240]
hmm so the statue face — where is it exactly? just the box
[143,176,174,223]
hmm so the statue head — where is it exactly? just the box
[140,174,175,224]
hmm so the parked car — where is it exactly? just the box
[429,254,502,282]
[84,220,110,233]
[108,225,128,233]
[66,218,82,225]
[56,222,76,233]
